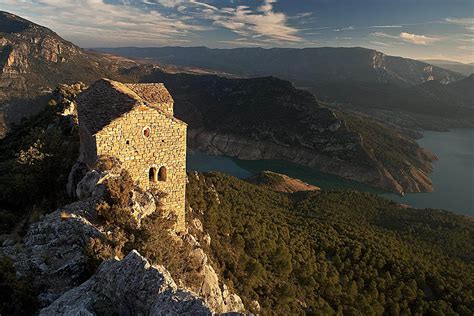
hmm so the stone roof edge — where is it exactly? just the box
[89,78,186,135]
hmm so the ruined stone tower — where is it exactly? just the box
[76,78,187,231]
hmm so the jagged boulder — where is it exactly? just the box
[129,190,157,227]
[40,250,212,316]
[0,198,102,306]
[75,169,103,199]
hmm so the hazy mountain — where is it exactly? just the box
[422,59,474,76]
[97,46,474,129]
[97,46,463,87]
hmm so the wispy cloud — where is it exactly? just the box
[334,26,355,32]
[370,41,392,47]
[445,17,474,31]
[1,0,209,46]
[370,25,403,28]
[371,32,399,40]
[372,31,439,45]
[208,0,303,42]
[399,32,439,45]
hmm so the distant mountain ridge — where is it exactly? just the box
[96,46,463,87]
[422,59,474,76]
[97,46,473,130]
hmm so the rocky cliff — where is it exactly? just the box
[137,69,436,193]
[0,161,245,314]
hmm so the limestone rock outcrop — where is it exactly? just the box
[40,250,212,316]
[1,164,245,314]
[0,198,102,306]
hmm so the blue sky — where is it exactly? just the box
[2,0,473,62]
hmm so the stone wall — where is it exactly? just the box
[94,105,187,231]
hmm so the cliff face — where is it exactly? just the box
[139,69,436,193]
[0,11,135,131]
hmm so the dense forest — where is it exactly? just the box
[187,172,474,315]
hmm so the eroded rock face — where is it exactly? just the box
[185,216,245,314]
[40,250,212,316]
[0,198,102,306]
[1,164,245,314]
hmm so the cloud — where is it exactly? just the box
[1,0,210,47]
[399,32,439,45]
[334,26,354,32]
[370,25,402,28]
[370,41,391,47]
[219,40,266,47]
[209,0,303,42]
[372,32,439,45]
[445,17,474,31]
[371,32,399,40]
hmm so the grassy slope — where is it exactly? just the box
[187,172,474,315]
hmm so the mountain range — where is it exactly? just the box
[422,59,474,76]
[97,46,462,86]
[98,46,474,130]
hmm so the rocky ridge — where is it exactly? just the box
[1,161,245,314]
[141,70,436,194]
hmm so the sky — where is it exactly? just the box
[2,0,474,62]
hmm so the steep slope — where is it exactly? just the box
[320,75,474,130]
[97,46,463,86]
[0,11,136,136]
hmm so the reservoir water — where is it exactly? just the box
[187,129,474,216]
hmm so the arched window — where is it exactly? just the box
[143,127,151,138]
[158,166,167,181]
[149,167,157,183]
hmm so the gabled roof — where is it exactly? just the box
[124,83,174,104]
[76,78,185,135]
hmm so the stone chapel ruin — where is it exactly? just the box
[76,78,187,231]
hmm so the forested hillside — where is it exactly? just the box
[187,172,474,315]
